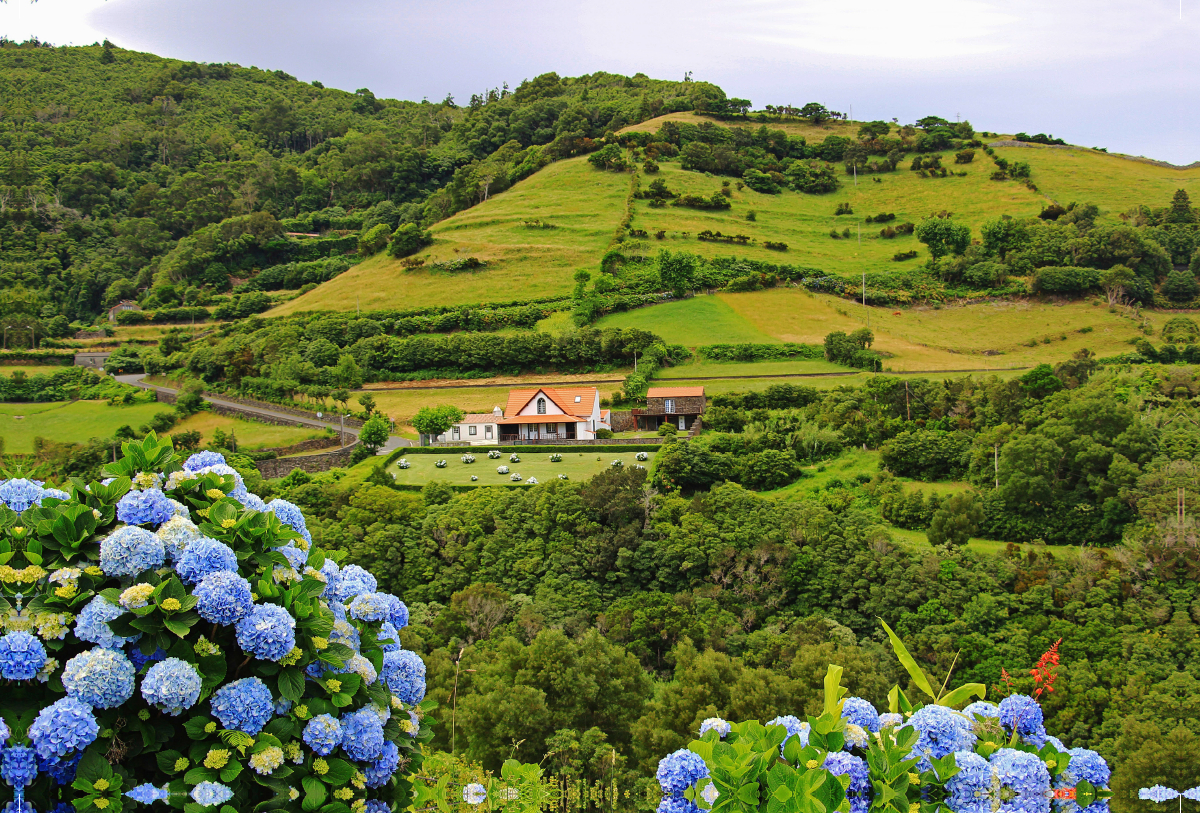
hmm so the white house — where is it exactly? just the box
[439,387,611,445]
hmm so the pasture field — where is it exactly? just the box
[270,158,630,316]
[388,450,655,487]
[0,365,77,376]
[167,412,330,450]
[598,289,1147,370]
[0,401,168,454]
[991,144,1200,212]
[594,295,778,345]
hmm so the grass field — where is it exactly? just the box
[167,412,330,450]
[389,450,654,487]
[270,158,631,316]
[991,144,1200,212]
[597,289,1147,370]
[657,358,849,379]
[0,401,168,454]
[0,365,77,376]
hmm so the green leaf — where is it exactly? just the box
[823,664,847,716]
[322,758,354,786]
[183,716,213,740]
[881,620,937,701]
[278,667,305,703]
[302,775,328,811]
[938,683,986,709]
[887,685,913,715]
[184,766,219,785]
[219,761,244,784]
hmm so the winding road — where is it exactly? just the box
[115,375,410,454]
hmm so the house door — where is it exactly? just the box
[678,416,686,430]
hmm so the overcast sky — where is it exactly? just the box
[4,0,1197,164]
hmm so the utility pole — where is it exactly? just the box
[994,445,999,489]
[340,413,345,447]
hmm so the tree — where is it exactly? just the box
[926,492,983,550]
[332,388,350,410]
[799,103,831,124]
[657,250,697,298]
[1162,269,1199,303]
[980,216,1024,260]
[588,144,627,171]
[359,393,376,415]
[388,223,434,258]
[357,223,391,255]
[857,121,890,140]
[359,413,390,454]
[1099,264,1136,305]
[175,382,204,415]
[99,41,115,64]
[1019,364,1063,399]
[412,404,465,443]
[334,353,363,389]
[915,217,971,260]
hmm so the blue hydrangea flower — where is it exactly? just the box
[194,571,254,625]
[364,740,400,788]
[699,717,731,737]
[155,515,201,561]
[236,604,296,662]
[382,650,426,704]
[2,746,38,788]
[1142,787,1180,803]
[41,487,70,502]
[328,598,347,622]
[657,798,701,813]
[879,712,904,728]
[277,544,308,571]
[364,802,390,813]
[998,695,1047,746]
[387,594,410,628]
[331,619,361,652]
[176,536,238,585]
[75,595,139,648]
[1055,749,1111,813]
[303,714,343,756]
[1045,735,1067,752]
[267,498,311,542]
[127,645,167,672]
[0,631,47,680]
[656,748,709,795]
[142,658,202,715]
[39,751,84,785]
[947,750,993,813]
[4,802,36,813]
[963,701,1001,720]
[349,592,392,622]
[0,479,48,512]
[210,677,274,735]
[198,464,247,499]
[766,715,810,753]
[842,697,881,733]
[191,781,235,806]
[117,488,176,526]
[332,564,377,603]
[824,752,871,813]
[0,716,9,744]
[239,492,268,512]
[903,705,976,770]
[990,748,1050,813]
[29,697,99,759]
[185,451,227,471]
[100,525,165,577]
[378,621,401,652]
[340,708,385,762]
[62,647,135,709]
[125,784,171,804]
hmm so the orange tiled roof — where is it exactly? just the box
[646,387,705,398]
[459,413,500,423]
[503,387,597,420]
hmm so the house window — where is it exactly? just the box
[537,398,546,414]
[469,426,477,436]
[574,396,581,403]
[665,399,676,413]
[485,425,493,438]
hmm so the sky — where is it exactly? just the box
[3,0,1198,164]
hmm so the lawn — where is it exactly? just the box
[389,450,654,487]
[269,158,631,316]
[167,412,331,450]
[594,295,779,345]
[0,400,169,454]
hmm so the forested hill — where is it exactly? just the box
[0,38,725,325]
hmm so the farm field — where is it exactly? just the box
[269,158,630,316]
[389,450,655,487]
[657,358,850,379]
[598,289,1148,370]
[0,365,77,376]
[167,412,330,450]
[594,295,779,345]
[0,400,168,454]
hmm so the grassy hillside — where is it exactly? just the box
[598,289,1147,371]
[270,158,630,314]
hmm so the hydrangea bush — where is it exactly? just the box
[0,435,431,813]
[654,638,1113,813]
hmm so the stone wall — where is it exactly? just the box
[207,394,365,429]
[255,442,360,478]
[609,410,637,432]
[256,436,341,457]
[642,395,707,415]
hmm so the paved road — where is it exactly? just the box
[116,375,410,454]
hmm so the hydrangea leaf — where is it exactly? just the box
[880,620,937,701]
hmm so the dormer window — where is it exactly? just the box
[575,396,581,403]
[537,397,546,414]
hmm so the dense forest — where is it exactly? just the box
[0,38,724,329]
